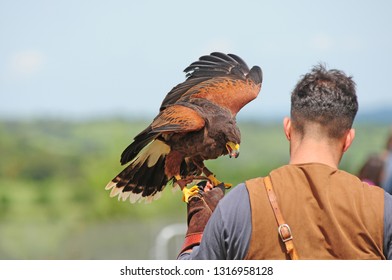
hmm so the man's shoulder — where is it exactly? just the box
[385,192,392,214]
[271,163,373,186]
[216,183,252,221]
[221,183,249,205]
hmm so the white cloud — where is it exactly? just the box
[310,34,335,52]
[8,50,45,78]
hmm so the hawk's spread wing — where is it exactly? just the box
[160,52,262,116]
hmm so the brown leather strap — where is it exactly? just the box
[178,233,203,256]
[264,176,299,260]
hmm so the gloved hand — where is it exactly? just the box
[179,181,225,255]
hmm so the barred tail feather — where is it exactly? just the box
[106,139,170,203]
[120,126,159,165]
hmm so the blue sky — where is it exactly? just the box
[1,0,391,121]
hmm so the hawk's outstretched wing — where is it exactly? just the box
[160,52,262,116]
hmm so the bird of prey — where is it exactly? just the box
[105,52,262,203]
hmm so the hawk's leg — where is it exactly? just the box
[174,175,200,203]
[201,166,232,189]
[189,157,232,188]
[166,151,200,202]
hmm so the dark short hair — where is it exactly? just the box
[291,64,358,138]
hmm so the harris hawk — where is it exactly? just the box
[105,52,262,203]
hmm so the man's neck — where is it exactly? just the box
[288,138,343,169]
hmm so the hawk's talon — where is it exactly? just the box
[174,175,193,189]
[207,175,232,189]
[182,185,200,203]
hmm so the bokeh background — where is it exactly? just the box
[1,0,391,259]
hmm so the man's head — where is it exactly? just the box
[283,64,358,166]
[289,64,358,140]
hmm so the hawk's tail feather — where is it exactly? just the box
[120,126,159,165]
[106,139,170,203]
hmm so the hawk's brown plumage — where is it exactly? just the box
[105,52,262,203]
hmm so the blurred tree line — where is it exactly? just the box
[0,118,389,259]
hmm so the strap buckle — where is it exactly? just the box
[278,224,293,242]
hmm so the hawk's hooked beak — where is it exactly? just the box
[226,141,240,158]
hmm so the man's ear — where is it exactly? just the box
[283,117,291,141]
[343,128,355,152]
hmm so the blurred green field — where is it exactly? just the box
[0,118,390,259]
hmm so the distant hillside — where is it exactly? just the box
[356,107,392,124]
[239,107,392,125]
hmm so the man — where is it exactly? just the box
[177,64,392,260]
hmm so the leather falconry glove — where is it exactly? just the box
[179,181,225,256]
